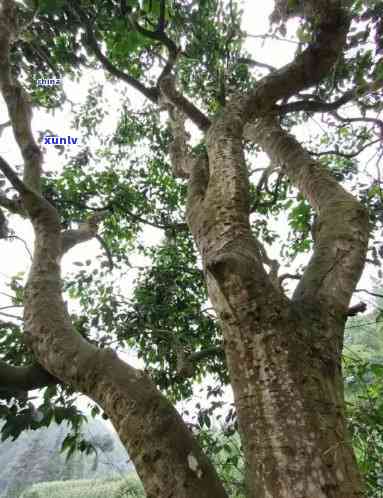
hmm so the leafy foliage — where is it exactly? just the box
[0,0,383,493]
[344,292,383,497]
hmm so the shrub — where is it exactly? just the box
[20,475,144,498]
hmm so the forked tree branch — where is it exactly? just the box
[246,116,369,315]
[68,3,159,104]
[236,1,351,123]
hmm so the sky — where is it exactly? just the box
[0,0,380,427]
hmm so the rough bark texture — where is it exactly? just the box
[0,0,372,497]
[185,112,367,498]
[20,206,228,498]
[0,1,228,497]
[182,2,368,493]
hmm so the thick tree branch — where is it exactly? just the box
[0,156,30,195]
[159,75,211,132]
[237,57,276,73]
[61,210,109,255]
[69,3,159,104]
[0,155,59,226]
[275,89,355,114]
[246,116,369,315]
[0,0,42,192]
[236,1,350,123]
[0,360,58,393]
[0,191,25,215]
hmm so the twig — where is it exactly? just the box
[0,311,23,321]
[6,234,33,260]
[308,139,380,159]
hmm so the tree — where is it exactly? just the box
[0,0,382,497]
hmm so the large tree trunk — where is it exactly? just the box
[0,0,372,497]
[185,109,368,497]
[208,298,363,498]
[0,1,228,496]
[22,212,229,498]
[20,205,229,498]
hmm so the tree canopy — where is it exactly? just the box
[0,0,383,497]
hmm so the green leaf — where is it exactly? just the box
[38,0,67,14]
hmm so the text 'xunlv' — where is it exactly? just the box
[43,136,78,145]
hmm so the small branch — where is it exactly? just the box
[347,301,367,317]
[176,345,224,379]
[0,320,18,328]
[128,5,177,56]
[0,156,30,195]
[355,288,383,299]
[124,206,179,229]
[17,4,40,38]
[0,193,24,215]
[237,57,276,73]
[278,273,302,284]
[159,75,211,132]
[275,89,356,115]
[250,167,284,212]
[6,234,33,260]
[308,139,381,159]
[187,346,224,363]
[61,210,109,255]
[0,310,23,321]
[71,200,187,231]
[332,112,383,136]
[158,0,166,33]
[0,120,11,138]
[69,3,159,104]
[244,31,300,45]
[95,234,113,270]
[276,81,383,116]
[161,93,195,179]
[254,240,280,288]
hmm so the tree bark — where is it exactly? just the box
[0,0,372,497]
[7,167,228,498]
[185,107,367,496]
[0,1,228,496]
